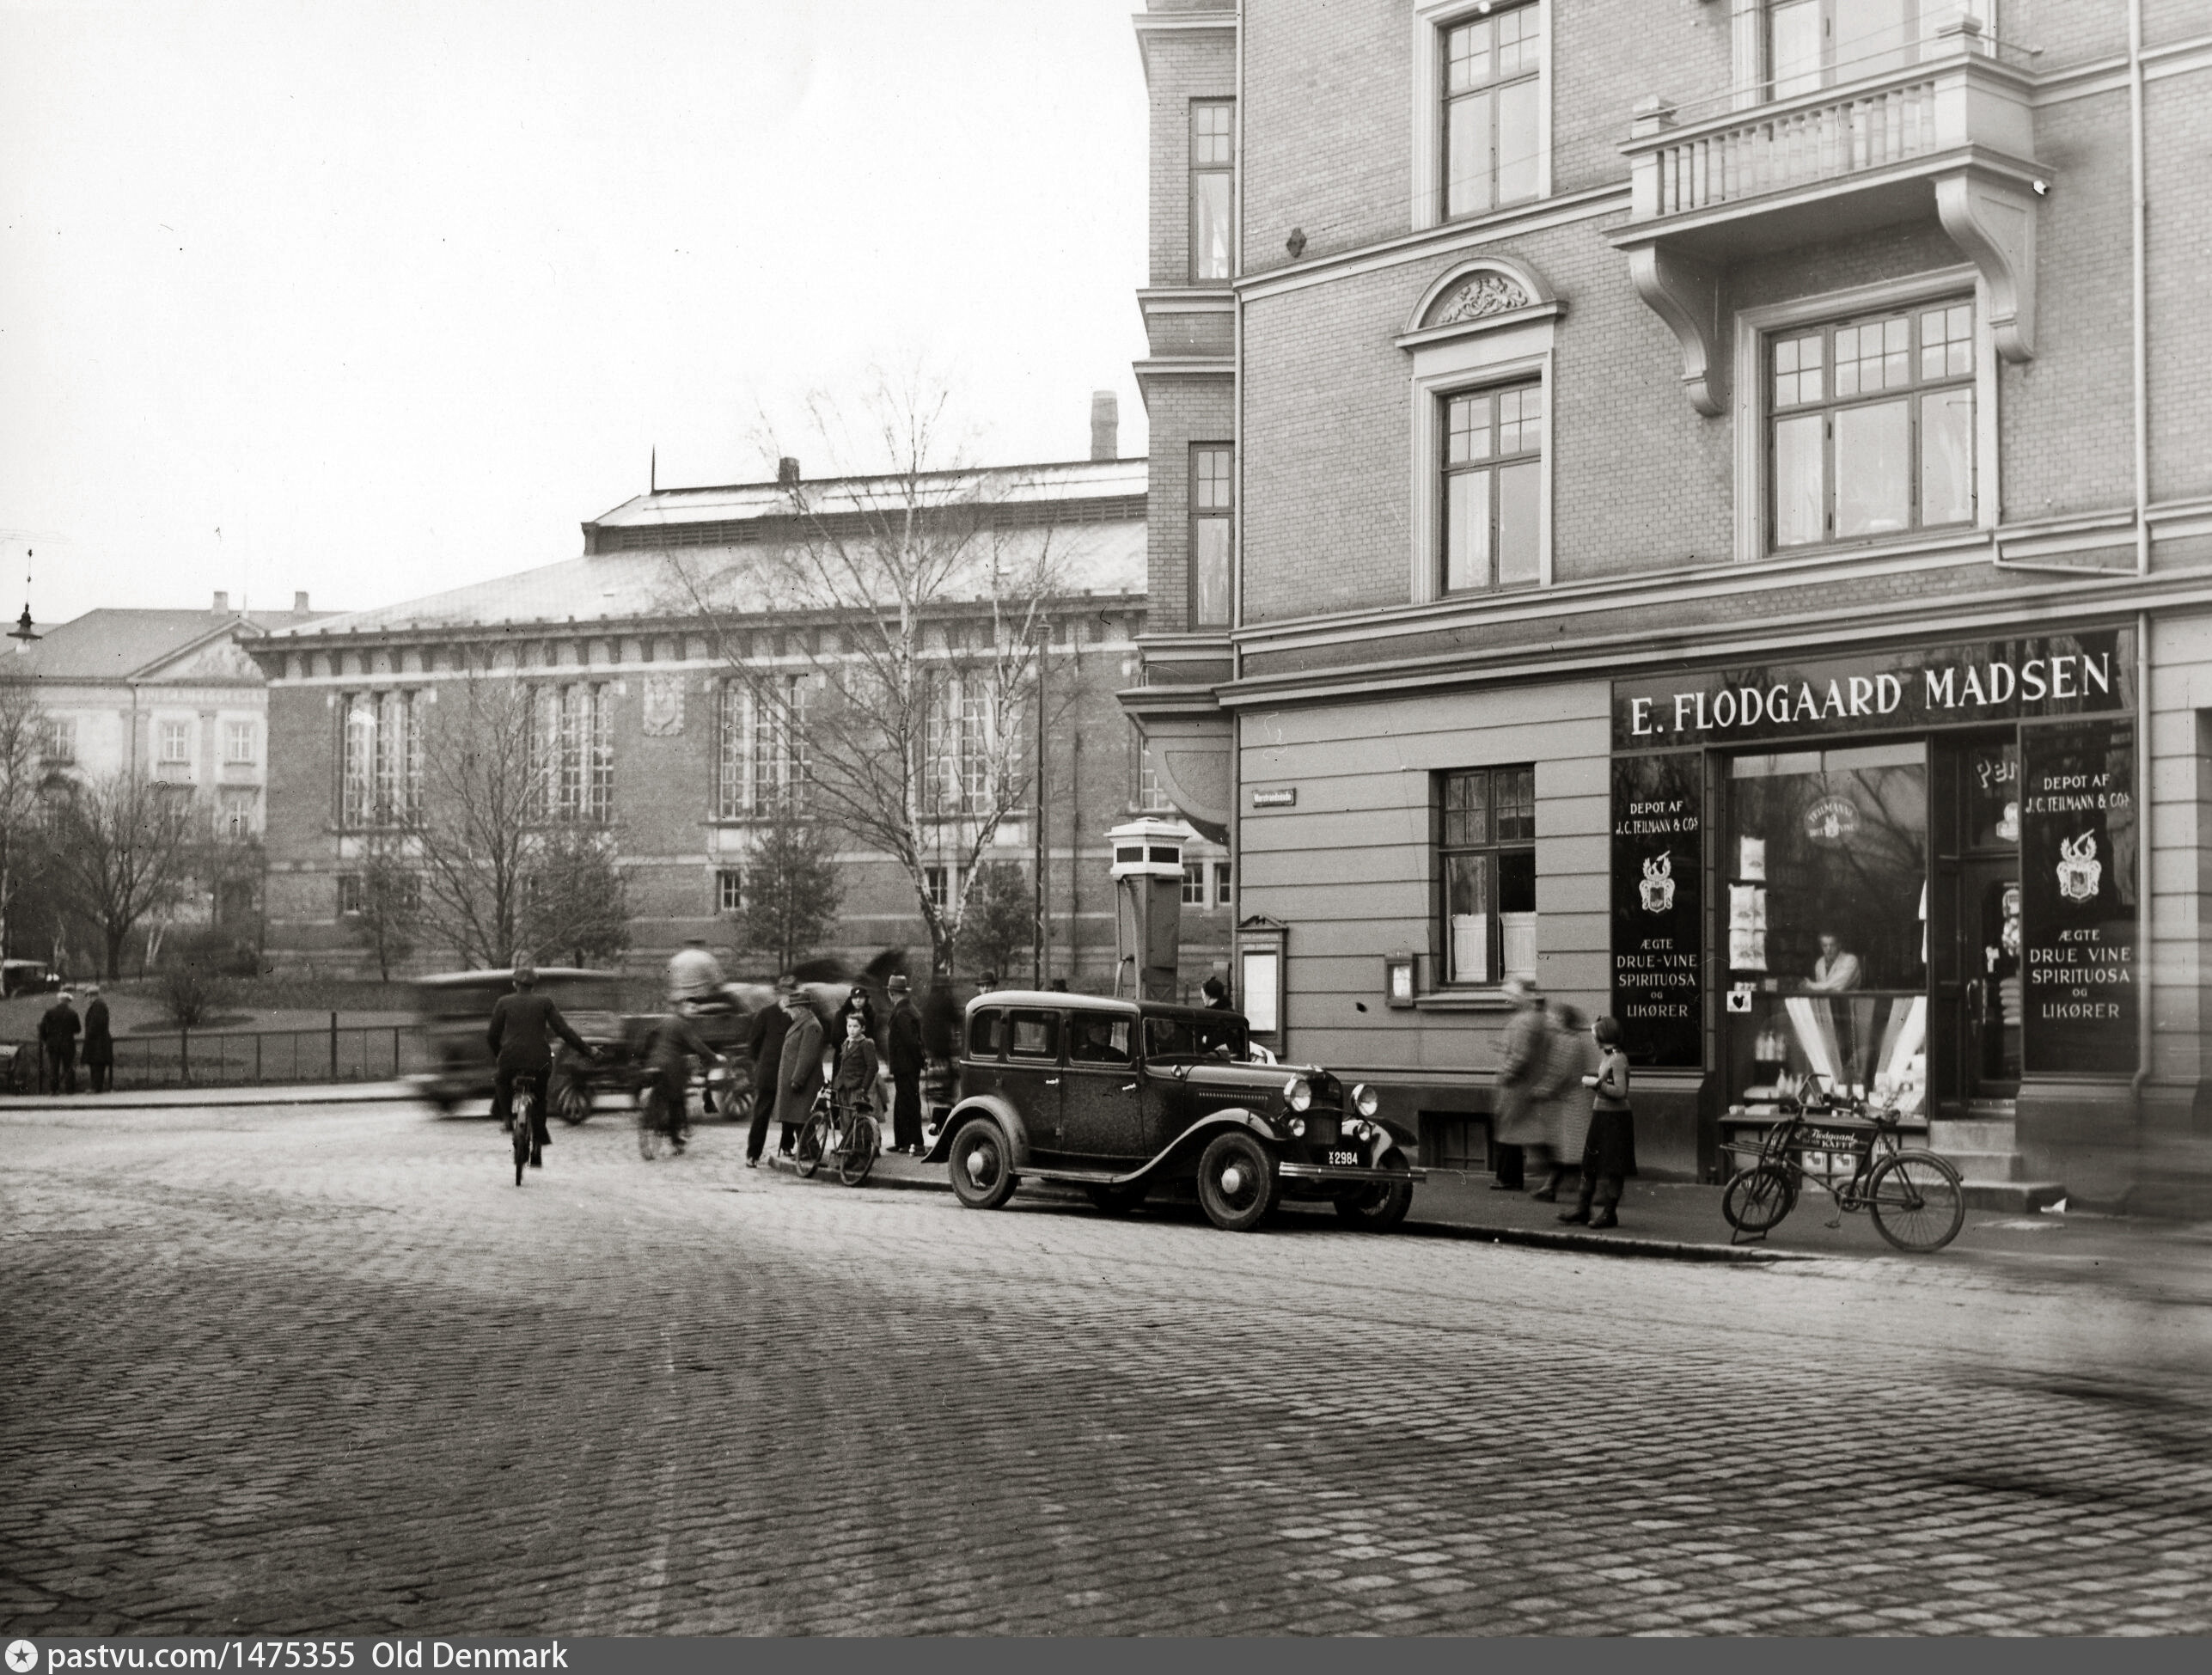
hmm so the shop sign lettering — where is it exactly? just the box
[2019,721,2137,1073]
[1611,628,2132,749]
[1610,755,1703,1069]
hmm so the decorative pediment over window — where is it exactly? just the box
[1399,257,1561,347]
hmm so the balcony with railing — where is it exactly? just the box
[1610,18,2043,414]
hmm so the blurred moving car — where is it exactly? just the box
[405,968,630,1116]
[3,959,52,998]
[926,990,1424,1232]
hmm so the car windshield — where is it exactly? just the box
[1143,1012,1250,1062]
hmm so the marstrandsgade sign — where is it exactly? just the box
[1610,627,2133,751]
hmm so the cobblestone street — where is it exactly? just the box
[4,1099,2209,1637]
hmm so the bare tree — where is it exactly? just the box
[661,371,1084,975]
[414,675,537,970]
[0,683,50,962]
[350,830,423,981]
[43,772,197,978]
[413,670,631,970]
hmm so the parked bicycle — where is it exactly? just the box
[1720,1076,1965,1252]
[793,1085,880,1187]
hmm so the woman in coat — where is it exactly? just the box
[1528,1002,1596,1201]
[1560,1014,1637,1230]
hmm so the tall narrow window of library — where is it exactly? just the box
[1443,4,1541,220]
[1191,444,1233,628]
[1442,382,1542,594]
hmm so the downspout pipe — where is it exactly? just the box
[2131,610,2150,1212]
[2130,0,2150,578]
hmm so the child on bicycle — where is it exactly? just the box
[1560,1013,1635,1230]
[637,1003,724,1152]
[830,1008,882,1139]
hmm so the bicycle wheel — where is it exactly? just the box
[637,1089,665,1161]
[838,1115,879,1186]
[793,1113,828,1178]
[1721,1164,1794,1234]
[1867,1151,1965,1252]
[512,1089,535,1186]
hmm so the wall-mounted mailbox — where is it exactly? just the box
[1384,951,1416,1009]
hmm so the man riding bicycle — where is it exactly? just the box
[488,963,596,1166]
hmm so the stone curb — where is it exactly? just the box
[770,1146,1796,1262]
[0,1083,419,1112]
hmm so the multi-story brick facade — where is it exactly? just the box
[3,594,327,949]
[1122,1,2212,1212]
[248,453,1234,992]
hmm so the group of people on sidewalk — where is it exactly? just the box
[33,987,113,1095]
[1490,977,1636,1229]
[739,971,930,1169]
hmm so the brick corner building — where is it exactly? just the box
[1120,0,2212,1213]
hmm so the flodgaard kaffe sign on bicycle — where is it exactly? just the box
[1610,627,2134,749]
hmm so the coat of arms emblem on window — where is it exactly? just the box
[642,676,684,737]
[2056,831,2102,904]
[1640,851,1676,914]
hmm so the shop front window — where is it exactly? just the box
[1726,742,1928,1116]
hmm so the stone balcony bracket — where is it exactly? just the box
[1611,22,2043,416]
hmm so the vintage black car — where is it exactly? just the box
[926,990,1424,1232]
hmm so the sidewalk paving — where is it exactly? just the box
[773,1134,2212,1274]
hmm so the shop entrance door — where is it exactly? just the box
[1960,858,2022,1099]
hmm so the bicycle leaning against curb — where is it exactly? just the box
[1720,1074,1965,1252]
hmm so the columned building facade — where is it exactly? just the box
[1121,0,2212,1212]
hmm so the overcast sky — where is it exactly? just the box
[0,0,1150,625]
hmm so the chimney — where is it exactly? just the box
[776,456,802,487]
[211,590,229,612]
[294,590,311,612]
[1090,390,1120,462]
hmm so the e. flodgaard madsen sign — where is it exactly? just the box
[1611,628,2133,750]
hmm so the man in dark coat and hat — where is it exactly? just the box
[40,990,82,1094]
[81,984,114,1093]
[745,975,798,1167]
[885,973,926,1154]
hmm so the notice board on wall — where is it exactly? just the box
[2019,718,2137,1075]
[1610,754,1704,1068]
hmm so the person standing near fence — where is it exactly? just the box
[40,990,82,1095]
[80,985,113,1094]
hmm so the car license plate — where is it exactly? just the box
[1326,1148,1365,1168]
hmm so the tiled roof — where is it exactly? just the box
[588,457,1147,530]
[3,608,327,682]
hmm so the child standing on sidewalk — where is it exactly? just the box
[1560,1014,1636,1230]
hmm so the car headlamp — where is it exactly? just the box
[1350,1082,1380,1119]
[1286,1116,1307,1138]
[1283,1076,1313,1113]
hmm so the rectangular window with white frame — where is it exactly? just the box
[159,718,192,765]
[1189,100,1234,282]
[1443,3,1542,220]
[716,868,742,914]
[1442,381,1543,594]
[925,864,956,914]
[1768,298,1976,552]
[1766,0,1991,100]
[1213,859,1233,911]
[1182,862,1207,908]
[224,720,256,766]
[1439,766,1537,987]
[1191,443,1233,629]
[43,716,75,763]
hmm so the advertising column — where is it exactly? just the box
[2019,720,2137,1073]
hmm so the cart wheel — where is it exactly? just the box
[1867,1152,1965,1252]
[1721,1164,1795,1234]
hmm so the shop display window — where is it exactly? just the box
[1726,742,1928,1117]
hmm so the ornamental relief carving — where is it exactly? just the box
[1428,271,1531,327]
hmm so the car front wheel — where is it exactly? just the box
[1335,1154,1414,1232]
[948,1118,1017,1210]
[1196,1130,1277,1232]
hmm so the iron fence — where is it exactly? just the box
[10,1017,407,1092]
